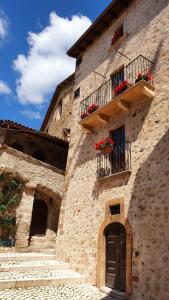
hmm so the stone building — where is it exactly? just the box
[0,0,169,299]
[41,0,169,299]
[0,120,68,252]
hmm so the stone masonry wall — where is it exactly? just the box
[47,1,169,299]
[0,146,64,251]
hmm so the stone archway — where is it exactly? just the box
[97,199,132,295]
[30,199,48,236]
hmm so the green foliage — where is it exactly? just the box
[0,172,25,238]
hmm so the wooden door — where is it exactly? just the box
[110,127,125,173]
[105,223,126,291]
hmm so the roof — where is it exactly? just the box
[41,73,75,131]
[67,0,132,58]
[0,120,68,146]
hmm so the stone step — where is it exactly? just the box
[0,252,57,262]
[27,247,56,254]
[0,259,70,272]
[0,269,86,289]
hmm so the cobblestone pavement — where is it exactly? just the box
[0,259,67,267]
[0,284,113,300]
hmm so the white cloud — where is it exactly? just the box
[21,109,42,120]
[0,10,9,40]
[13,12,92,105]
[0,80,12,94]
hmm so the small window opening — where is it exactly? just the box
[58,99,63,117]
[74,87,80,99]
[110,204,120,215]
[76,56,82,68]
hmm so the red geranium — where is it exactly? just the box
[111,30,121,45]
[95,138,114,151]
[114,80,129,95]
[87,104,99,114]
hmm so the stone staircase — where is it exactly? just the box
[0,252,86,289]
[28,235,56,254]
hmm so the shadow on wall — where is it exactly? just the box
[127,129,169,299]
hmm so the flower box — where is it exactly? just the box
[114,80,130,96]
[95,138,114,153]
[135,72,153,84]
[80,112,88,119]
[87,104,99,114]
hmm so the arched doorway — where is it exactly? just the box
[104,222,126,291]
[30,199,48,236]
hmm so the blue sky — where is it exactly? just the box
[0,0,112,130]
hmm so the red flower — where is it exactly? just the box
[87,104,99,114]
[147,72,153,81]
[114,80,128,94]
[95,138,114,151]
[111,30,121,45]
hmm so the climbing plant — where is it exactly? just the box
[0,171,25,238]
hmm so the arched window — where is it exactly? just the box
[32,150,46,162]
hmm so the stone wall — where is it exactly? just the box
[46,83,74,142]
[46,0,169,299]
[0,146,64,251]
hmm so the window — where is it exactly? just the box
[111,24,124,46]
[110,204,120,215]
[111,67,124,90]
[74,87,80,99]
[58,99,63,117]
[76,56,82,68]
[118,24,124,38]
[54,99,63,121]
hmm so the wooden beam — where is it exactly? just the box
[96,114,109,125]
[116,99,130,112]
[81,124,93,133]
[142,86,155,99]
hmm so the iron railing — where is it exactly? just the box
[97,143,131,179]
[80,55,153,119]
[0,239,15,247]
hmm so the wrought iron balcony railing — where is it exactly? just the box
[97,143,131,180]
[80,55,153,120]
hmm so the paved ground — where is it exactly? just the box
[0,284,113,300]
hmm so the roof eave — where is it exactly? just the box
[67,0,132,58]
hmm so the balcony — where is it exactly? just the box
[97,143,131,181]
[80,55,155,132]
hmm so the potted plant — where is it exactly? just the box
[87,104,99,114]
[114,80,130,96]
[135,72,153,84]
[81,112,88,119]
[95,138,114,154]
[111,28,123,46]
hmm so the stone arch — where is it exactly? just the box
[97,199,132,295]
